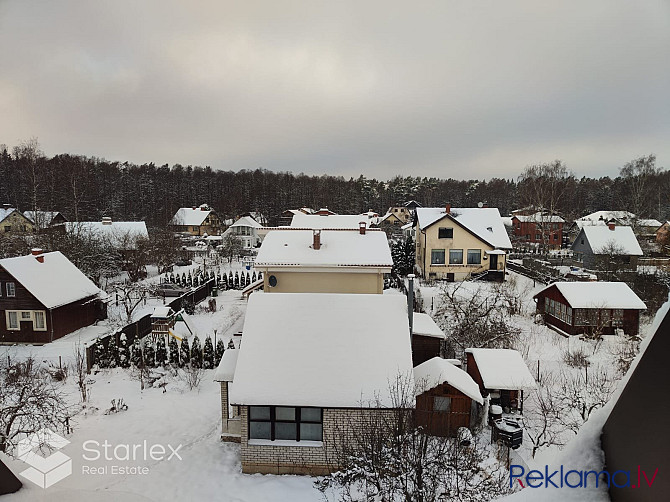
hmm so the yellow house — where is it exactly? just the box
[254,226,392,294]
[415,206,512,281]
[0,206,34,234]
[170,204,222,236]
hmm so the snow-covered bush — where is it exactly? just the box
[190,336,202,368]
[203,336,214,369]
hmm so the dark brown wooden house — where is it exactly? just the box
[413,357,483,436]
[465,348,536,413]
[411,312,446,366]
[533,282,646,337]
[0,249,106,344]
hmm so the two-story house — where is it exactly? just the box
[510,211,565,249]
[0,205,34,234]
[221,216,262,250]
[170,204,222,236]
[414,205,512,282]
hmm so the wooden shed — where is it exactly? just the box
[414,357,484,436]
[533,282,646,337]
[411,312,446,366]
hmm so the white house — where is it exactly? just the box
[222,216,262,250]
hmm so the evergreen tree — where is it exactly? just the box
[402,236,415,275]
[227,338,235,349]
[179,337,190,368]
[94,338,107,368]
[203,336,214,369]
[107,335,119,368]
[119,333,131,368]
[144,339,156,368]
[131,337,143,367]
[155,336,167,366]
[215,339,225,365]
[391,239,404,275]
[169,336,180,366]
[191,335,203,368]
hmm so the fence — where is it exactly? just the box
[86,278,216,371]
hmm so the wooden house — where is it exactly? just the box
[465,348,536,413]
[411,312,446,366]
[571,223,643,271]
[414,357,483,436]
[533,281,646,337]
[23,210,67,231]
[0,249,106,344]
[171,204,222,236]
[510,212,564,250]
[386,200,422,224]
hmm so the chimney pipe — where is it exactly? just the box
[408,274,415,337]
[312,229,321,250]
[359,222,367,235]
[446,203,451,214]
[32,248,44,263]
[608,222,616,231]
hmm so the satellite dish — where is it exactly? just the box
[477,202,484,208]
[268,275,278,287]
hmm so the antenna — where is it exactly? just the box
[477,201,484,208]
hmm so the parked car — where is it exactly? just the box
[175,257,191,266]
[153,283,190,297]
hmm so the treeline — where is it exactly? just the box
[1,141,668,226]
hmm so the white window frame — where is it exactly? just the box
[34,310,46,330]
[6,311,19,330]
[6,282,16,297]
[5,310,47,331]
[430,249,446,265]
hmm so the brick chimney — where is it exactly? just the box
[31,248,44,263]
[102,217,112,225]
[312,229,321,250]
[445,203,451,214]
[359,222,367,235]
[608,221,616,231]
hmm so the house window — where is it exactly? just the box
[21,311,31,320]
[248,406,323,442]
[7,311,18,330]
[438,228,453,239]
[535,234,541,240]
[612,309,624,327]
[434,396,451,412]
[6,282,15,297]
[34,311,46,330]
[449,249,463,265]
[4,225,10,232]
[431,249,445,265]
[467,249,481,265]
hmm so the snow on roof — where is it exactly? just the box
[414,357,483,404]
[0,251,102,309]
[578,210,635,224]
[151,306,173,318]
[0,207,17,223]
[290,213,378,229]
[171,207,212,226]
[513,212,565,223]
[213,348,239,382]
[23,210,63,228]
[638,218,662,228]
[415,207,512,249]
[412,313,445,339]
[230,216,261,228]
[535,282,647,310]
[66,220,149,247]
[465,348,537,390]
[230,293,413,408]
[255,229,393,268]
[577,225,643,255]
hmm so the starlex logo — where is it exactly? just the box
[510,464,659,490]
[16,429,72,489]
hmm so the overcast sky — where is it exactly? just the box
[1,1,668,180]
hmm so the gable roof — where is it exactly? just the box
[577,210,635,225]
[230,216,261,228]
[255,229,392,268]
[290,213,378,229]
[213,348,239,382]
[465,348,537,390]
[414,357,483,404]
[534,282,646,310]
[575,225,642,255]
[415,207,512,249]
[512,212,565,223]
[66,221,149,248]
[171,206,213,226]
[0,251,103,309]
[229,293,413,408]
[23,210,65,228]
[0,207,33,226]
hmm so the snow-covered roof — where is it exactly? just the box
[0,207,17,223]
[66,221,149,247]
[290,213,378,229]
[230,293,413,408]
[535,282,646,310]
[230,216,261,228]
[412,313,445,339]
[0,251,103,309]
[213,348,238,382]
[415,207,512,249]
[255,229,393,268]
[578,210,635,223]
[513,212,565,223]
[23,210,64,228]
[151,306,173,319]
[576,225,643,255]
[638,218,662,228]
[465,348,537,390]
[171,207,213,226]
[414,357,483,404]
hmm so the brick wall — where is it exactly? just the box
[240,406,397,475]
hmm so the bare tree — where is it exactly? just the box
[220,234,244,263]
[112,282,150,324]
[594,240,628,281]
[523,372,565,458]
[0,356,71,454]
[619,154,662,219]
[72,343,89,403]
